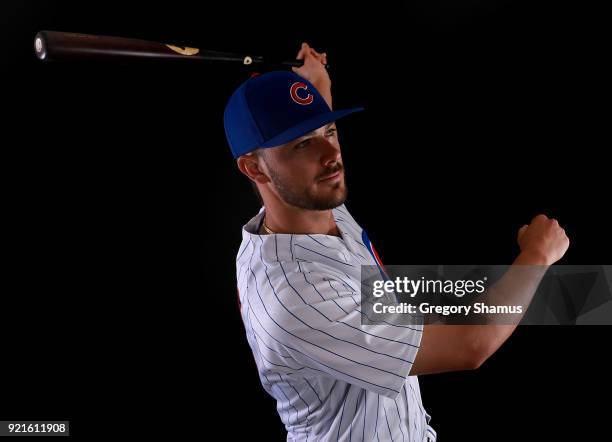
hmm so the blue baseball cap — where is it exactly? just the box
[224,71,363,159]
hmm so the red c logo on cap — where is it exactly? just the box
[290,82,314,105]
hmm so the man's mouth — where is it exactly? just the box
[319,170,342,182]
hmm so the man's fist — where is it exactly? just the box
[291,42,332,108]
[517,215,570,265]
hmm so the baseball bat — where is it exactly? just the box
[34,31,320,68]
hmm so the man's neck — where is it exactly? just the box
[262,204,341,237]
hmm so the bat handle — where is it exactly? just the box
[280,59,331,70]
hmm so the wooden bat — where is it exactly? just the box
[34,31,318,68]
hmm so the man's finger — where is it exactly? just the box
[296,42,310,60]
[518,224,528,240]
[307,48,327,66]
[309,48,325,60]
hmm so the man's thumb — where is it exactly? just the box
[518,224,528,241]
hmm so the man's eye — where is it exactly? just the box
[326,128,337,137]
[295,140,310,149]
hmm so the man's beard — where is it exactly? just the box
[267,164,347,211]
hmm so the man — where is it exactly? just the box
[224,43,569,441]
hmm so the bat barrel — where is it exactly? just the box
[35,30,210,63]
[34,33,48,60]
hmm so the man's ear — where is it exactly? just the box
[236,153,270,185]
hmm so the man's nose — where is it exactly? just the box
[318,137,340,167]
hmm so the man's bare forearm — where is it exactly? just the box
[313,80,332,109]
[291,42,332,108]
[411,214,569,375]
[467,251,550,363]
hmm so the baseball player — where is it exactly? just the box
[224,43,570,441]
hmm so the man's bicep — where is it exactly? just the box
[409,325,485,376]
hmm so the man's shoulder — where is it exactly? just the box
[249,259,358,307]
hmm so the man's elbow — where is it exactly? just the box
[466,349,490,370]
[463,329,495,370]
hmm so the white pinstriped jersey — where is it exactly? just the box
[236,204,436,441]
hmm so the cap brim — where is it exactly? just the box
[259,107,364,149]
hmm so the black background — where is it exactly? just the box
[3,0,610,439]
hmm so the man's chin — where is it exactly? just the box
[277,181,347,211]
[308,187,348,211]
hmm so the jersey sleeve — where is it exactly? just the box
[268,263,423,399]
